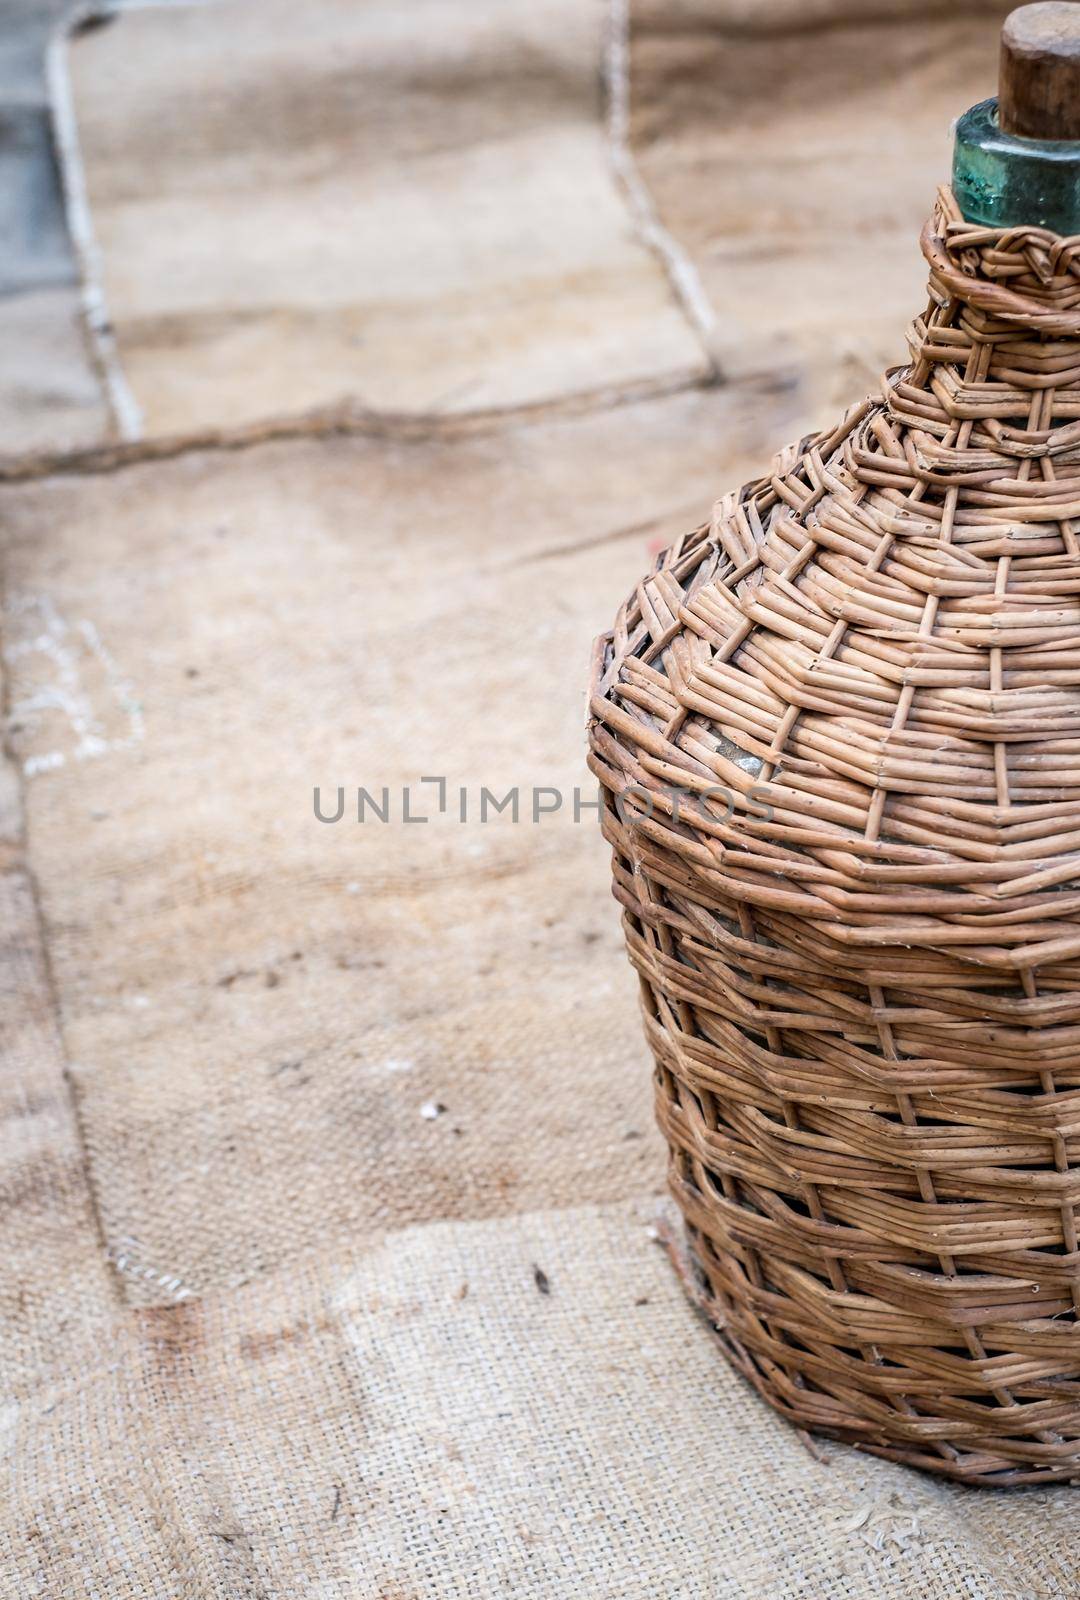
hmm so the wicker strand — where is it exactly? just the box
[589,187,1080,1486]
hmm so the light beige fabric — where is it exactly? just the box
[0,738,116,1399]
[3,386,1076,1600]
[631,0,1014,434]
[2,1196,1075,1598]
[35,0,1013,459]
[0,388,774,1309]
[63,0,711,439]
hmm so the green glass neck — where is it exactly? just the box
[953,97,1080,234]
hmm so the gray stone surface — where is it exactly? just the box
[0,2,110,455]
[0,0,76,294]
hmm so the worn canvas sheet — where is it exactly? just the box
[0,390,767,1309]
[55,0,1017,455]
[62,0,711,440]
[631,0,1015,435]
[2,390,1076,1597]
[5,1197,1077,1599]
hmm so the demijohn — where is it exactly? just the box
[589,3,1080,1483]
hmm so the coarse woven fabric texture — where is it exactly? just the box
[0,389,774,1314]
[20,0,1015,461]
[3,1197,1078,1600]
[2,387,1076,1598]
[61,0,710,440]
[630,0,1015,431]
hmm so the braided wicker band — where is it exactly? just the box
[588,187,1080,1485]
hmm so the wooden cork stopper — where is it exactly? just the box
[1000,3,1080,140]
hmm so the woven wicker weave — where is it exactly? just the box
[588,187,1080,1486]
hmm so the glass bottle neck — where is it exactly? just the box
[953,97,1080,234]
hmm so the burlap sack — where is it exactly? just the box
[631,0,1015,425]
[59,0,711,440]
[3,388,1075,1599]
[0,388,767,1313]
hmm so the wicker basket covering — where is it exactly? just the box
[588,188,1080,1486]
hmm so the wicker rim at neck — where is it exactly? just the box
[923,185,1080,337]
